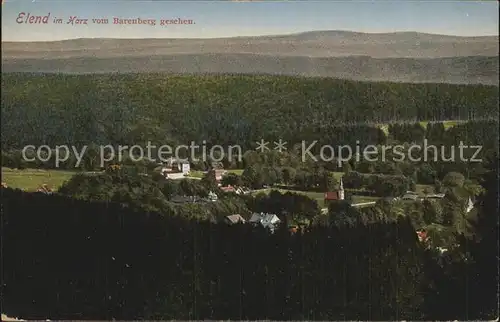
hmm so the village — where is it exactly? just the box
[152,157,476,248]
[2,152,476,252]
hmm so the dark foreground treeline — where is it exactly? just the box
[2,183,498,320]
[2,188,423,320]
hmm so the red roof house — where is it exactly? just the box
[324,178,345,202]
[417,230,429,242]
[324,191,340,201]
[221,185,236,193]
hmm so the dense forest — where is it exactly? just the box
[1,73,498,320]
[0,187,424,320]
[2,160,498,319]
[1,73,499,150]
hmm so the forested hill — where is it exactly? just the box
[1,73,498,149]
[2,55,498,85]
[2,187,426,320]
[2,31,499,84]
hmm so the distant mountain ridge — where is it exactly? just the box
[2,30,498,59]
[1,30,498,84]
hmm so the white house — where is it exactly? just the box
[338,177,345,200]
[261,214,281,230]
[163,171,185,180]
[208,191,218,202]
[402,193,418,201]
[249,213,264,224]
[180,162,190,174]
[249,212,281,231]
[425,193,445,199]
[466,197,474,213]
[235,187,247,195]
[160,157,191,179]
[224,214,246,225]
[165,157,190,175]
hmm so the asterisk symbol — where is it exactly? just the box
[274,139,287,152]
[255,139,269,153]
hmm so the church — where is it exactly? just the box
[324,178,345,203]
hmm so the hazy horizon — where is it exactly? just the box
[2,29,499,43]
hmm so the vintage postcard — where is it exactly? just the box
[1,0,498,320]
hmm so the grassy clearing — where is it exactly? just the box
[227,169,244,175]
[415,184,435,196]
[378,124,389,136]
[251,188,326,207]
[421,120,461,130]
[351,195,380,204]
[1,314,24,321]
[418,121,429,129]
[330,171,344,180]
[191,169,338,179]
[443,120,460,129]
[1,167,76,191]
[250,188,380,208]
[188,169,244,178]
[188,170,205,178]
[285,190,325,207]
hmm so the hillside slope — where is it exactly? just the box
[2,31,498,84]
[2,31,498,59]
[2,55,497,85]
[1,73,498,149]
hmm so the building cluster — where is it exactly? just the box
[401,191,474,213]
[221,212,282,232]
[220,185,250,195]
[170,191,219,204]
[160,158,191,179]
[416,230,449,254]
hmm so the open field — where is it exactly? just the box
[351,195,381,204]
[1,314,24,321]
[418,121,429,129]
[330,171,344,180]
[188,169,244,178]
[188,170,206,178]
[1,166,431,202]
[420,120,462,130]
[228,169,244,175]
[442,120,461,129]
[379,124,390,136]
[415,184,435,196]
[1,167,76,191]
[191,170,340,179]
[251,188,325,207]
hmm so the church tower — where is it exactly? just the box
[339,177,345,200]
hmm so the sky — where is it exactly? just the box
[2,0,499,41]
